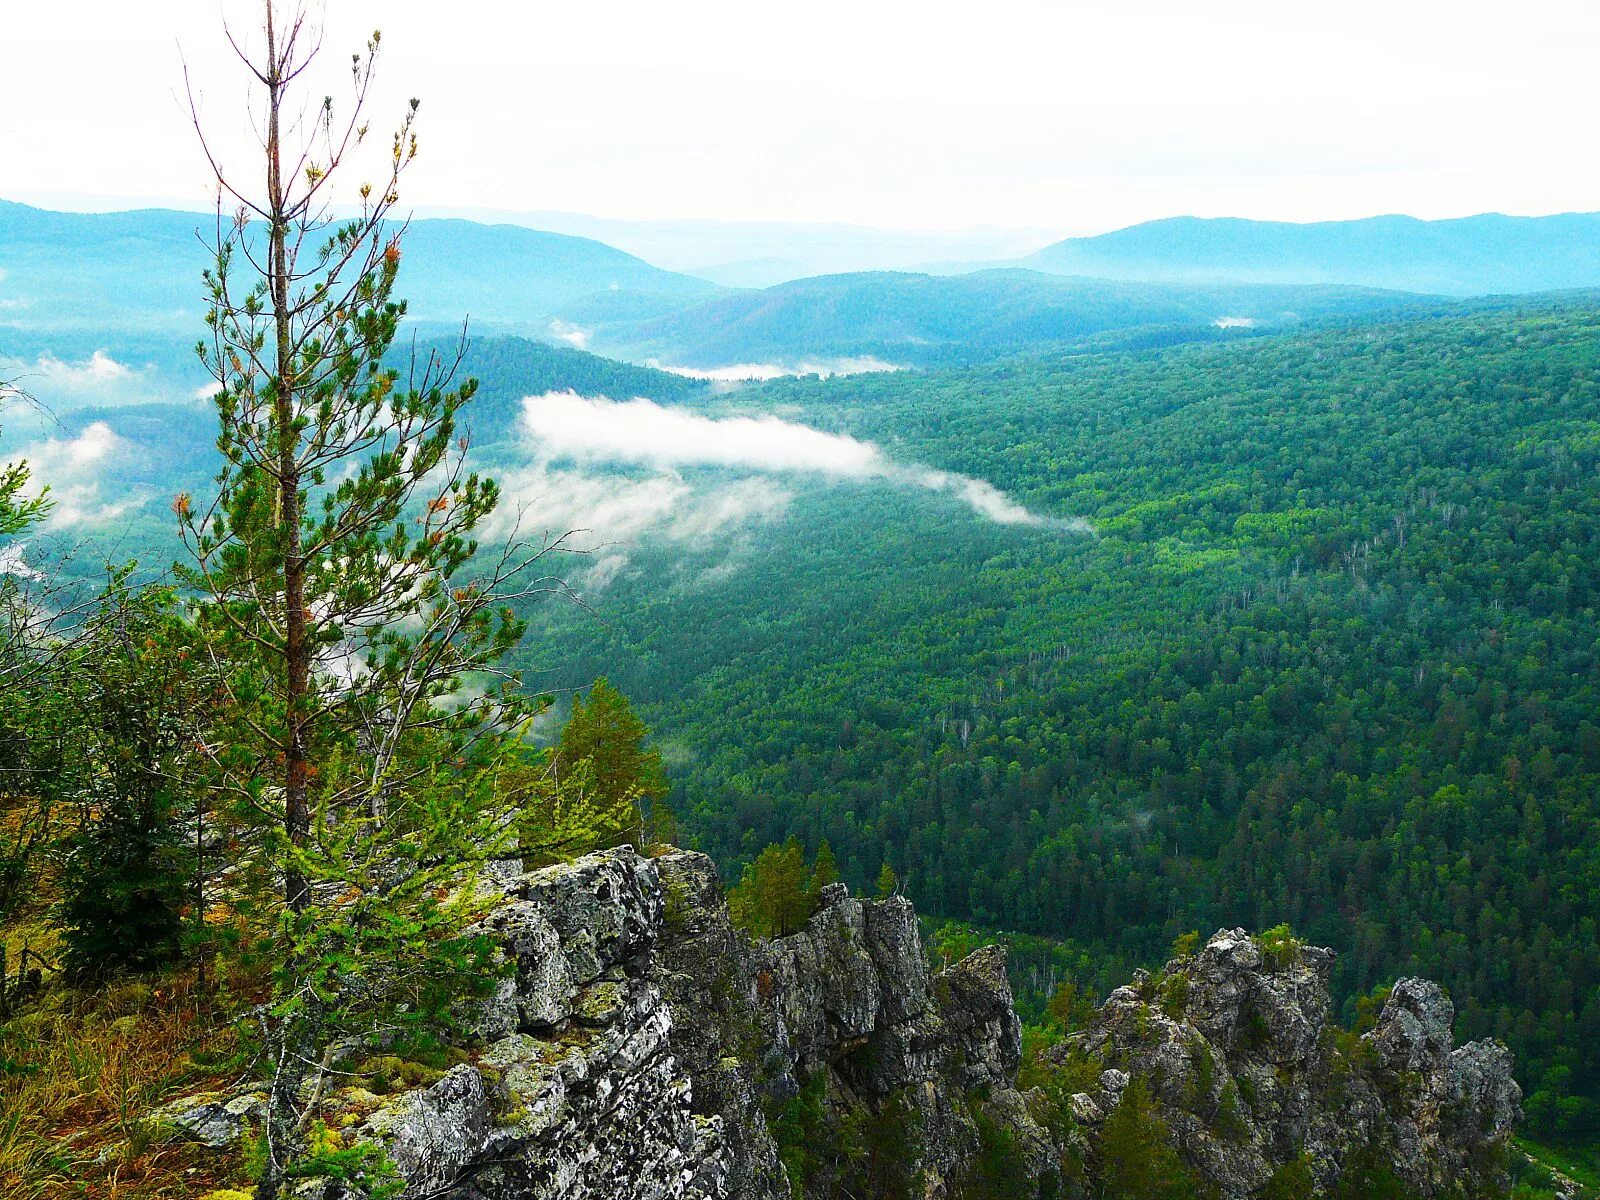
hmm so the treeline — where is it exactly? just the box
[524,301,1600,1144]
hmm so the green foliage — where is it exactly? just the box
[175,14,548,1196]
[1326,1146,1425,1200]
[1170,930,1201,960]
[51,577,213,977]
[1260,1152,1316,1200]
[875,862,898,900]
[962,1101,1035,1200]
[513,753,637,869]
[0,397,50,541]
[244,1121,405,1200]
[1156,970,1191,1020]
[1095,1077,1205,1200]
[766,1071,920,1200]
[1044,978,1097,1033]
[0,405,55,929]
[729,838,815,940]
[0,685,59,929]
[270,748,510,1030]
[768,1072,829,1199]
[1257,924,1302,971]
[557,677,668,814]
[1514,1138,1600,1200]
[811,839,840,893]
[1523,1066,1600,1145]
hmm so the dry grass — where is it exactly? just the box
[0,935,257,1200]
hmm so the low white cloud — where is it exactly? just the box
[3,420,142,527]
[0,349,174,411]
[488,392,1087,590]
[524,392,882,476]
[518,391,1084,530]
[488,460,792,589]
[194,379,224,400]
[0,543,43,581]
[1212,316,1257,328]
[647,356,901,382]
[33,350,131,388]
[548,319,590,350]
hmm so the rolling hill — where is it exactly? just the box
[1018,211,1600,295]
[572,267,1439,369]
[0,199,720,347]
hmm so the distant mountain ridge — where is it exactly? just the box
[0,199,719,344]
[1018,211,1600,295]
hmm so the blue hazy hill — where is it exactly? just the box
[1021,212,1600,295]
[0,199,720,344]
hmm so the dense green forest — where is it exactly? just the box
[517,299,1600,1144]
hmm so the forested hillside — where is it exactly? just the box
[518,299,1600,1144]
[414,336,709,444]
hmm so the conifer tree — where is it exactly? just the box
[810,839,840,895]
[511,753,637,869]
[52,575,213,978]
[875,861,899,899]
[179,6,570,1194]
[557,677,668,811]
[729,838,813,939]
[0,439,46,544]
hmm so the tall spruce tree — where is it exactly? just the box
[179,6,569,1194]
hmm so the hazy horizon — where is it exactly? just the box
[7,1,1600,235]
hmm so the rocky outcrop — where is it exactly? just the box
[651,852,1033,1199]
[1048,928,1521,1198]
[334,851,721,1200]
[150,854,1521,1200]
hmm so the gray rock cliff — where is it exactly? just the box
[152,853,1521,1199]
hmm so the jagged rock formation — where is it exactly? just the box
[653,855,1031,1198]
[1051,928,1522,1198]
[152,850,1521,1199]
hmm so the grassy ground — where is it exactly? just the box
[1,923,254,1200]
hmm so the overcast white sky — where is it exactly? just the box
[5,0,1600,234]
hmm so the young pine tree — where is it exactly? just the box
[729,838,814,940]
[178,6,570,1195]
[875,861,899,900]
[810,839,840,894]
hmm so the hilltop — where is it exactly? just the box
[1015,211,1600,295]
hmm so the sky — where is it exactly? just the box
[5,0,1600,235]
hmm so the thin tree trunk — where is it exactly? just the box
[265,4,311,917]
